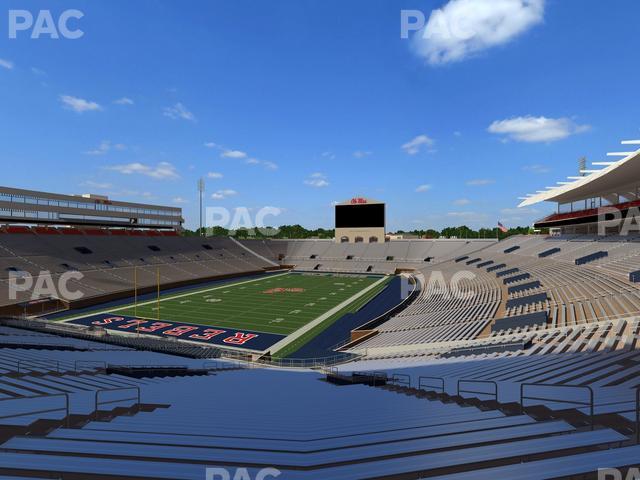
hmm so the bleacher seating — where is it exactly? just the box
[0,231,277,308]
[0,325,634,480]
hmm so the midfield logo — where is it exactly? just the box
[262,288,305,294]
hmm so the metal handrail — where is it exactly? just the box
[418,376,445,394]
[390,373,411,387]
[95,387,141,420]
[369,371,387,386]
[0,393,69,427]
[520,383,594,430]
[372,371,388,381]
[457,379,498,401]
[17,359,60,374]
[74,360,107,372]
[203,360,243,371]
[106,364,187,369]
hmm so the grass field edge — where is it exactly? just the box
[54,272,292,323]
[271,276,392,359]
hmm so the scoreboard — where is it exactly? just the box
[334,197,386,243]
[335,203,385,228]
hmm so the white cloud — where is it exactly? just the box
[262,161,278,170]
[207,172,223,179]
[321,151,336,160]
[466,178,494,186]
[453,198,471,205]
[447,211,477,217]
[172,197,188,204]
[59,95,102,113]
[415,184,432,192]
[523,163,551,174]
[205,141,275,170]
[353,150,372,158]
[501,207,539,215]
[488,115,590,142]
[401,134,435,155]
[80,180,113,190]
[0,58,14,70]
[222,150,247,159]
[163,102,195,121]
[211,189,238,200]
[114,97,134,105]
[304,172,329,188]
[106,162,179,180]
[413,0,545,65]
[83,140,126,155]
[30,67,46,76]
[84,141,111,155]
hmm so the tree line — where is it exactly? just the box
[182,224,545,240]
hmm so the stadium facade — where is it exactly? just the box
[520,139,640,235]
[0,186,183,230]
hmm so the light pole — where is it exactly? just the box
[198,177,205,236]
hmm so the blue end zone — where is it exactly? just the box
[66,313,286,351]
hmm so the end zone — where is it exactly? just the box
[67,313,286,351]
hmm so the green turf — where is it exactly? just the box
[272,275,392,358]
[64,272,382,336]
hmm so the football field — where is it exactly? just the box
[61,272,388,351]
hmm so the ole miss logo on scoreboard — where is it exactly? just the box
[350,197,368,204]
[67,313,286,351]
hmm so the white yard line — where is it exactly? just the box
[60,272,290,323]
[268,275,389,354]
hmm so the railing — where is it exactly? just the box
[74,360,107,372]
[17,359,60,374]
[94,387,141,420]
[219,350,363,369]
[389,373,411,387]
[0,393,69,427]
[457,379,498,402]
[520,383,594,430]
[202,360,245,371]
[418,376,445,394]
[369,371,387,386]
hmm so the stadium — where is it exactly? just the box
[4,1,640,478]
[1,136,640,479]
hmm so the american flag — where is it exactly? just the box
[497,221,508,233]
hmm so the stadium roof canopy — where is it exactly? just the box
[519,140,640,208]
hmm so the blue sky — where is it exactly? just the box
[1,0,640,231]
